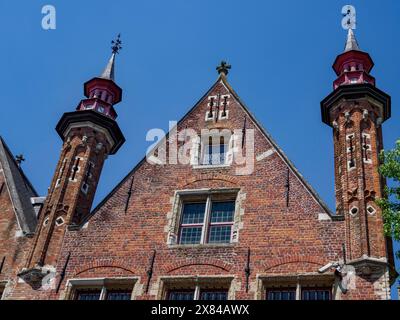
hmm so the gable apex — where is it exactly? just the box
[88,73,335,222]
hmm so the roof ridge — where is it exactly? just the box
[0,136,38,196]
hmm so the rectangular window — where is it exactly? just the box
[202,136,228,166]
[106,290,132,301]
[266,289,296,300]
[178,199,235,245]
[301,288,331,301]
[179,203,206,244]
[68,278,136,300]
[167,289,228,301]
[168,290,195,301]
[75,289,102,301]
[200,290,228,301]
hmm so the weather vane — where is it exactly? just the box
[341,5,356,30]
[111,33,122,54]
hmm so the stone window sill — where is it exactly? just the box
[193,164,230,170]
[167,243,237,249]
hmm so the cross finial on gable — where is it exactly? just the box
[216,61,231,76]
[15,154,25,167]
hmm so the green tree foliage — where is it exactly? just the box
[377,140,400,257]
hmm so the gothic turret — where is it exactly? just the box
[321,28,393,285]
[19,36,125,285]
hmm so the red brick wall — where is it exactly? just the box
[0,163,33,299]
[3,79,392,300]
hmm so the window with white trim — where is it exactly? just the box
[67,278,136,300]
[262,277,334,300]
[201,136,228,166]
[178,197,235,245]
[168,289,228,301]
[161,277,232,301]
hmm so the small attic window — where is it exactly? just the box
[202,136,228,166]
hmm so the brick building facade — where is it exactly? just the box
[0,30,397,300]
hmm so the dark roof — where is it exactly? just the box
[0,137,38,234]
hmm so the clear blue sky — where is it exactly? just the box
[0,1,399,298]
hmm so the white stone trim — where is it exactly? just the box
[205,111,216,121]
[218,109,229,120]
[63,276,141,300]
[63,122,115,149]
[256,149,275,162]
[55,216,65,227]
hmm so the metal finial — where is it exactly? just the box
[15,154,25,167]
[216,61,231,76]
[111,33,122,54]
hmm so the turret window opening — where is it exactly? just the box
[55,158,67,188]
[346,134,356,170]
[70,157,81,182]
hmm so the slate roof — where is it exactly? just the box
[0,137,38,235]
[344,28,360,52]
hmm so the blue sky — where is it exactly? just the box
[0,0,399,298]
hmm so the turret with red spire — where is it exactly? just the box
[19,36,125,286]
[321,27,395,298]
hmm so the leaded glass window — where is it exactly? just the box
[301,288,331,301]
[266,289,296,300]
[75,289,101,300]
[178,199,235,245]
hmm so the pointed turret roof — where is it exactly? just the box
[344,28,360,52]
[0,137,38,234]
[100,52,116,81]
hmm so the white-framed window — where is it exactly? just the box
[201,136,228,166]
[69,157,82,182]
[66,278,137,300]
[178,195,236,245]
[160,277,233,300]
[55,216,65,227]
[260,276,334,300]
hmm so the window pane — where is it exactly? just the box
[168,291,195,301]
[266,289,296,300]
[75,290,101,300]
[181,203,206,224]
[208,225,232,243]
[211,202,235,223]
[200,291,228,300]
[106,290,132,300]
[180,227,202,244]
[302,288,331,301]
[203,140,227,165]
